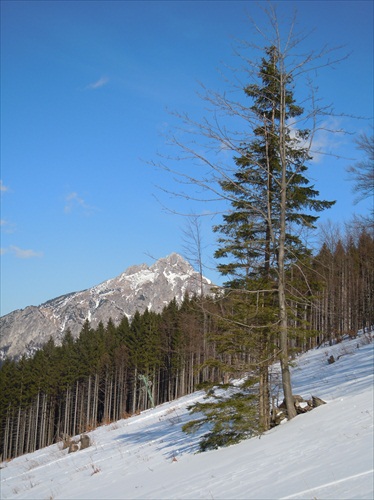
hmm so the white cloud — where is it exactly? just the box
[8,246,43,259]
[0,180,9,192]
[64,192,96,215]
[309,119,346,164]
[86,76,109,90]
[287,117,345,164]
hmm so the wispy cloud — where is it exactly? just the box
[85,76,109,90]
[0,219,16,234]
[64,192,97,215]
[309,119,347,164]
[5,246,44,259]
[287,117,346,164]
[0,180,9,192]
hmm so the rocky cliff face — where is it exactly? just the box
[0,253,213,360]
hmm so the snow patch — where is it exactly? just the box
[1,334,372,500]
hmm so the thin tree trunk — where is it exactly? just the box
[278,64,296,420]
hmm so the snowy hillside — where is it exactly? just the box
[1,333,373,500]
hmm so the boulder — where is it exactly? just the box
[295,400,312,414]
[68,441,80,453]
[80,434,91,450]
[61,435,71,450]
[272,394,322,425]
[312,395,327,407]
[279,395,311,411]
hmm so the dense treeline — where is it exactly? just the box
[310,228,374,346]
[0,296,218,461]
[1,229,373,460]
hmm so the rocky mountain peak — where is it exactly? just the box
[120,262,149,278]
[157,252,192,268]
[0,254,213,360]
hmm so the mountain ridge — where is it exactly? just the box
[0,253,213,360]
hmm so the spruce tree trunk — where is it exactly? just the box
[34,391,40,452]
[86,375,91,429]
[259,361,270,431]
[93,373,99,426]
[279,237,296,418]
[3,409,11,460]
[14,406,21,458]
[278,66,296,420]
[26,405,32,454]
[73,381,79,436]
[19,408,27,456]
[8,411,14,459]
[132,367,137,414]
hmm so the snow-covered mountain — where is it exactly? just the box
[1,332,373,499]
[0,253,213,360]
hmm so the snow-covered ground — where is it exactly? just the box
[1,333,373,500]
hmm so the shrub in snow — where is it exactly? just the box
[183,381,260,451]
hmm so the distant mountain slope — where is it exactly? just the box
[0,253,213,360]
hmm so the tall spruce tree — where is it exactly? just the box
[214,44,335,421]
[160,8,346,439]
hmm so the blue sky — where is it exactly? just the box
[1,0,373,316]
